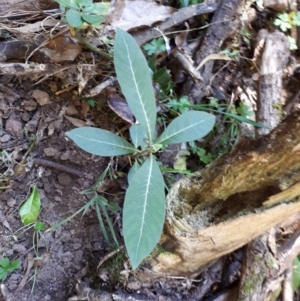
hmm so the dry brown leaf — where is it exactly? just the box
[175,22,189,48]
[107,93,134,124]
[196,54,235,71]
[40,37,82,62]
[64,116,95,127]
[105,0,176,31]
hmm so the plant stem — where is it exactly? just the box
[74,32,112,60]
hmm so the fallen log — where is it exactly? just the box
[145,111,300,277]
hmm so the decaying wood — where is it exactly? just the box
[183,0,247,102]
[256,31,290,136]
[130,2,219,47]
[144,111,300,277]
[238,233,274,301]
[236,30,290,301]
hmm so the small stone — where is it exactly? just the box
[5,114,23,139]
[12,243,26,253]
[54,196,62,202]
[44,147,59,157]
[60,150,71,160]
[7,197,16,207]
[57,173,72,186]
[21,100,37,111]
[32,89,51,106]
[0,134,11,143]
[21,112,30,122]
[48,81,58,92]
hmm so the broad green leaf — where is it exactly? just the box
[55,0,79,9]
[293,257,300,291]
[6,260,20,273]
[66,9,83,28]
[123,155,165,269]
[114,28,157,144]
[19,186,41,225]
[153,67,171,85]
[0,259,9,269]
[0,269,7,281]
[130,124,148,149]
[127,160,141,184]
[92,2,110,14]
[81,14,104,25]
[156,111,215,145]
[66,127,137,156]
[79,0,93,6]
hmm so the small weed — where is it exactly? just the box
[66,29,216,269]
[55,0,109,29]
[189,142,213,164]
[86,98,96,108]
[0,258,20,281]
[143,37,166,56]
[274,11,300,50]
[48,163,120,247]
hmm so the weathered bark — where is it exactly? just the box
[147,111,300,277]
[256,31,290,136]
[236,31,290,301]
[183,0,245,101]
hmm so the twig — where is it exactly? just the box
[97,245,124,270]
[131,2,219,46]
[32,158,92,179]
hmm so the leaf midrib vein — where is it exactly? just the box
[123,36,153,144]
[158,118,206,144]
[74,133,136,151]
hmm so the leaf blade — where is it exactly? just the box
[129,124,148,149]
[66,127,137,156]
[156,111,215,145]
[19,186,41,225]
[123,155,165,269]
[114,28,157,144]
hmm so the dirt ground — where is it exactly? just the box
[2,0,300,300]
[0,78,201,301]
[0,78,127,300]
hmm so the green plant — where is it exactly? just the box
[274,11,300,50]
[189,142,213,164]
[180,0,204,7]
[55,0,109,29]
[0,258,20,281]
[143,37,166,56]
[166,96,191,114]
[54,0,112,60]
[293,256,300,291]
[66,28,216,269]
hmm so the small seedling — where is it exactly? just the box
[166,96,191,114]
[143,37,166,56]
[66,28,216,269]
[189,142,213,164]
[274,11,300,50]
[0,258,20,281]
[55,0,109,29]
